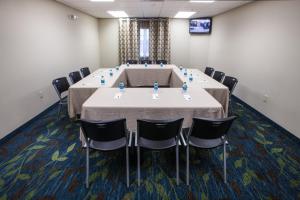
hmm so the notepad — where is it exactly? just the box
[152,93,159,100]
[183,94,192,101]
[114,93,122,99]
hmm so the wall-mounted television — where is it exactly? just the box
[189,17,212,34]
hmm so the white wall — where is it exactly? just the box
[0,0,100,139]
[97,18,210,69]
[208,1,300,137]
[98,19,119,67]
[170,19,209,70]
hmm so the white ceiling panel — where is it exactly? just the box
[56,0,251,18]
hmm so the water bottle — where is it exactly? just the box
[184,69,188,76]
[109,69,113,77]
[100,76,105,85]
[116,66,119,71]
[189,73,193,82]
[126,62,129,67]
[160,62,163,67]
[145,63,148,67]
[119,82,125,93]
[153,81,159,93]
[182,82,188,93]
[179,66,183,71]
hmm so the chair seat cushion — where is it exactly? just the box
[89,137,126,151]
[189,136,223,149]
[138,137,176,150]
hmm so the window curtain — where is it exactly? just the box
[119,18,170,64]
[119,19,140,64]
[149,19,170,63]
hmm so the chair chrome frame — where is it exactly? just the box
[182,116,237,185]
[135,119,183,186]
[204,67,215,77]
[52,78,69,119]
[212,71,225,83]
[80,67,91,78]
[223,76,238,115]
[82,119,132,188]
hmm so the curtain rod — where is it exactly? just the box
[119,18,168,21]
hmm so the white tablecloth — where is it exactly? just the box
[80,88,224,141]
[68,64,229,118]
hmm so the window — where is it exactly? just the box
[140,28,149,58]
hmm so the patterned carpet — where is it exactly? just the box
[0,97,300,200]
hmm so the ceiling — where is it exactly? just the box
[56,0,251,18]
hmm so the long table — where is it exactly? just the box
[68,64,229,118]
[80,87,224,142]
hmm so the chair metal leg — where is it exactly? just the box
[86,145,89,188]
[223,141,227,184]
[176,143,179,185]
[126,144,129,187]
[57,103,62,119]
[137,146,140,186]
[186,144,189,185]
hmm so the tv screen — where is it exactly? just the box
[189,18,212,34]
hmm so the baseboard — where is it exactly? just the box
[232,95,300,143]
[0,101,59,146]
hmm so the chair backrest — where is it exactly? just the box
[81,119,127,142]
[127,60,138,64]
[69,71,82,84]
[137,118,183,141]
[140,60,152,64]
[222,76,238,94]
[156,60,167,64]
[213,71,225,82]
[204,67,214,76]
[52,77,70,98]
[189,116,237,140]
[80,67,91,77]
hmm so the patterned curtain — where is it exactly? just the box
[119,18,170,64]
[119,19,140,64]
[149,19,170,63]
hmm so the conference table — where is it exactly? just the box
[68,64,229,142]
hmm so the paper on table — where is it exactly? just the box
[183,94,192,101]
[152,93,159,100]
[114,93,122,99]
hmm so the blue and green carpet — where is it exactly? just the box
[0,97,300,199]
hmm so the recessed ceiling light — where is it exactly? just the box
[107,11,128,18]
[90,0,114,2]
[190,0,215,3]
[174,12,196,19]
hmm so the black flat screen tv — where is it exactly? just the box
[189,17,212,34]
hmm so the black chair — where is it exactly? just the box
[223,76,238,115]
[140,59,152,64]
[127,60,138,64]
[52,77,70,119]
[136,118,183,186]
[222,76,238,95]
[212,71,225,82]
[69,71,82,84]
[156,60,167,65]
[80,67,91,78]
[81,118,131,188]
[204,67,214,77]
[184,116,237,185]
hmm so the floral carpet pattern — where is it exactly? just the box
[0,97,300,200]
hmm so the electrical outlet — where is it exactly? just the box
[263,94,269,103]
